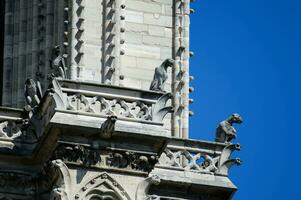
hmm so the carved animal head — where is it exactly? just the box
[162,58,175,69]
[149,174,161,185]
[229,113,243,124]
[25,78,36,88]
[108,115,117,123]
[52,45,61,56]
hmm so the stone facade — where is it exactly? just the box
[0,0,242,199]
[1,0,193,138]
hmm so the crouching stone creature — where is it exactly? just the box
[50,46,66,79]
[215,113,243,143]
[24,78,43,110]
[149,58,174,92]
[99,116,117,139]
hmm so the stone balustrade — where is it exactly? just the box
[55,79,173,125]
[0,107,24,149]
[157,138,241,177]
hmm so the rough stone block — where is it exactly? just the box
[126,22,148,34]
[148,25,165,37]
[122,77,142,89]
[136,57,162,69]
[143,13,172,27]
[164,27,172,38]
[125,10,144,24]
[121,56,137,67]
[125,67,154,81]
[160,47,172,59]
[124,43,161,59]
[125,32,143,44]
[142,35,172,47]
[126,0,162,13]
[162,4,173,16]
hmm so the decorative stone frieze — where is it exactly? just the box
[52,143,158,173]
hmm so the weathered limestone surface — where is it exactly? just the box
[0,0,242,199]
[122,0,173,91]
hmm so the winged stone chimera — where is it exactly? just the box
[216,113,243,143]
[149,59,174,92]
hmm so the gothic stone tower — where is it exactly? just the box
[0,0,242,199]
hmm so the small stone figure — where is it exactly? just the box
[149,58,174,92]
[24,78,43,109]
[50,46,66,79]
[99,116,117,139]
[215,113,243,143]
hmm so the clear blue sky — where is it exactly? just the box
[189,0,301,199]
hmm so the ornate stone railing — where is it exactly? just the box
[0,107,24,148]
[54,79,173,124]
[157,138,241,176]
[0,78,172,152]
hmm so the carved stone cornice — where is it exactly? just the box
[52,143,158,173]
[0,78,171,161]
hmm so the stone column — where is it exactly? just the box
[12,0,20,107]
[68,0,85,80]
[172,0,190,138]
[2,0,14,106]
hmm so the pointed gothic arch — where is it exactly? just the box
[75,173,131,200]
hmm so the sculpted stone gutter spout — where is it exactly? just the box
[135,174,161,200]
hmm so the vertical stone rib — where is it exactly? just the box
[118,0,126,86]
[62,0,70,68]
[32,0,39,84]
[69,0,77,79]
[172,0,190,138]
[69,0,84,80]
[3,0,14,106]
[102,0,116,84]
[172,0,181,137]
[181,0,190,138]
[17,0,27,106]
[12,0,20,107]
[26,0,33,79]
[113,0,121,85]
[102,0,125,85]
[37,0,46,86]
[44,0,55,85]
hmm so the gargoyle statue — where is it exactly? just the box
[24,78,43,110]
[149,58,174,92]
[99,116,117,139]
[215,113,243,143]
[50,46,66,79]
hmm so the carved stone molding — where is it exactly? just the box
[53,144,101,167]
[46,79,173,125]
[52,143,158,173]
[0,121,22,140]
[66,94,152,121]
[49,159,72,200]
[74,173,131,200]
[135,174,161,200]
[107,151,158,172]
